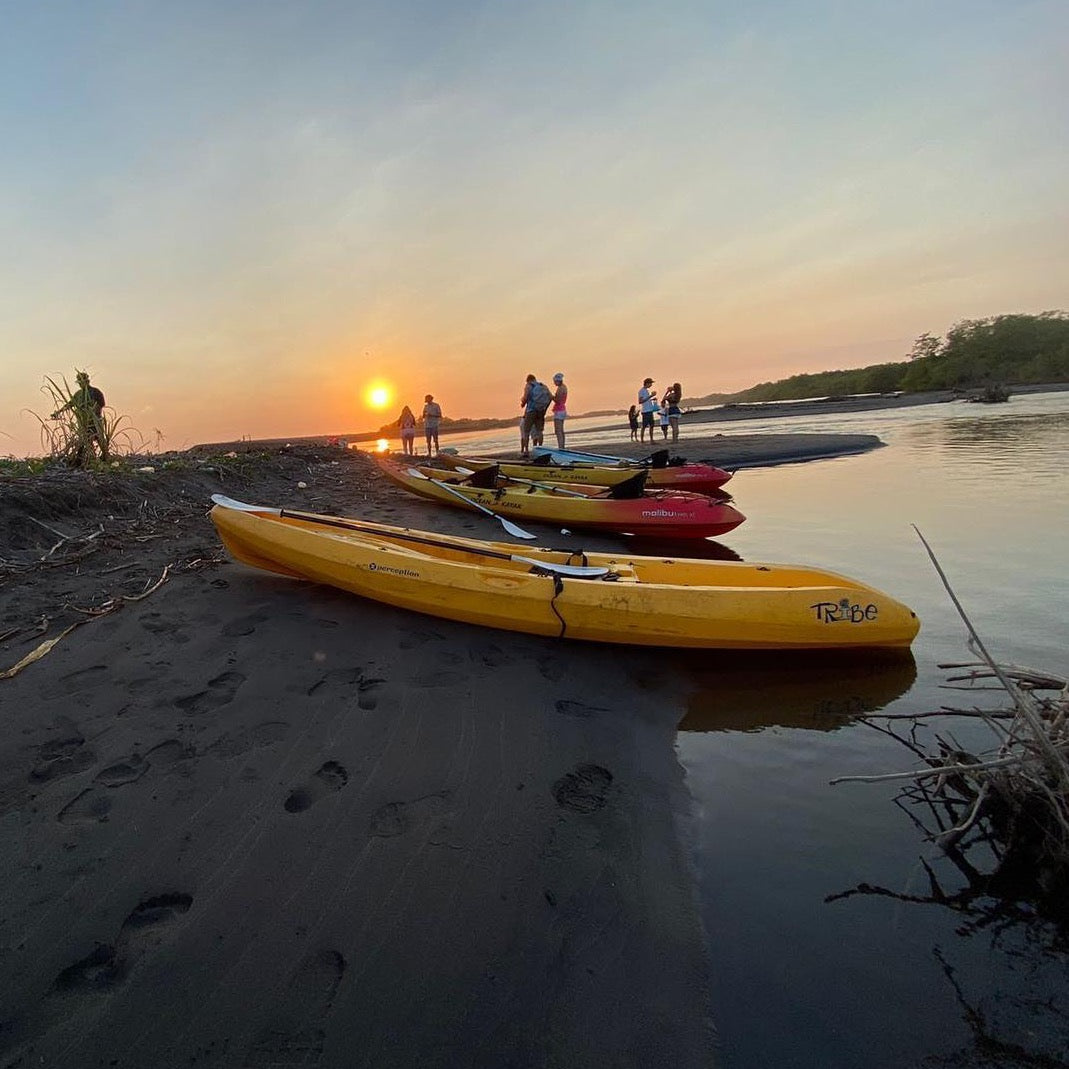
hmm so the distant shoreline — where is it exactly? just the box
[193,382,1068,456]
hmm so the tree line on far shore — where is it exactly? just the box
[703,311,1069,406]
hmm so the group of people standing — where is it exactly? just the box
[393,372,569,460]
[394,369,679,458]
[629,378,682,443]
[395,394,442,456]
[519,372,568,458]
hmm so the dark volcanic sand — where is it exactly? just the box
[0,434,871,1068]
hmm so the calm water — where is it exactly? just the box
[451,395,1069,1066]
[462,394,1069,1066]
[687,395,1069,1069]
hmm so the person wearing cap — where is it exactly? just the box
[550,371,569,448]
[519,373,550,458]
[638,377,658,443]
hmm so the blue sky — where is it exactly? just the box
[2,0,1066,453]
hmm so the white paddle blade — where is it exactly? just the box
[210,494,280,514]
[499,518,537,540]
[405,468,536,540]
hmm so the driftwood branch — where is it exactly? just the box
[834,528,1069,918]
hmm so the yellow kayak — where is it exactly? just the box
[375,456,746,539]
[209,495,920,650]
[433,452,651,493]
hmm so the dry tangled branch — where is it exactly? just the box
[832,528,1069,921]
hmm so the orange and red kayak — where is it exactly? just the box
[530,446,732,494]
[376,457,745,539]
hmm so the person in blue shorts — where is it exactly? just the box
[637,377,658,443]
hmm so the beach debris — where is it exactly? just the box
[1,563,177,682]
[297,481,308,489]
[137,466,156,473]
[0,624,79,679]
[832,527,1069,921]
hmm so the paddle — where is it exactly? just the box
[404,468,537,540]
[533,446,628,467]
[534,445,681,470]
[452,465,589,498]
[211,495,603,577]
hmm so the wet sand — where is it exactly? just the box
[495,429,884,469]
[0,432,873,1068]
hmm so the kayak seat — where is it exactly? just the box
[466,465,501,489]
[607,472,648,499]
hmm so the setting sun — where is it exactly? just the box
[366,383,392,410]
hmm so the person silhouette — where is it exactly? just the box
[421,394,442,455]
[397,405,417,455]
[52,371,108,463]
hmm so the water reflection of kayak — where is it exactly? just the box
[676,652,917,732]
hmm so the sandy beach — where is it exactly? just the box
[0,430,873,1068]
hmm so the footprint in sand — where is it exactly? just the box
[93,738,191,787]
[29,732,96,783]
[242,948,347,1067]
[305,667,362,696]
[53,892,193,992]
[357,676,384,710]
[222,610,269,637]
[93,754,149,787]
[306,668,384,709]
[469,640,514,668]
[57,739,192,823]
[139,612,189,642]
[369,793,448,838]
[175,670,246,714]
[554,699,608,720]
[398,626,444,651]
[39,665,109,700]
[537,655,565,683]
[410,669,467,688]
[207,721,291,759]
[57,788,112,824]
[552,764,614,813]
[283,761,349,813]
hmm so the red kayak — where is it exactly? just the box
[645,463,732,494]
[378,458,746,539]
[530,446,732,494]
